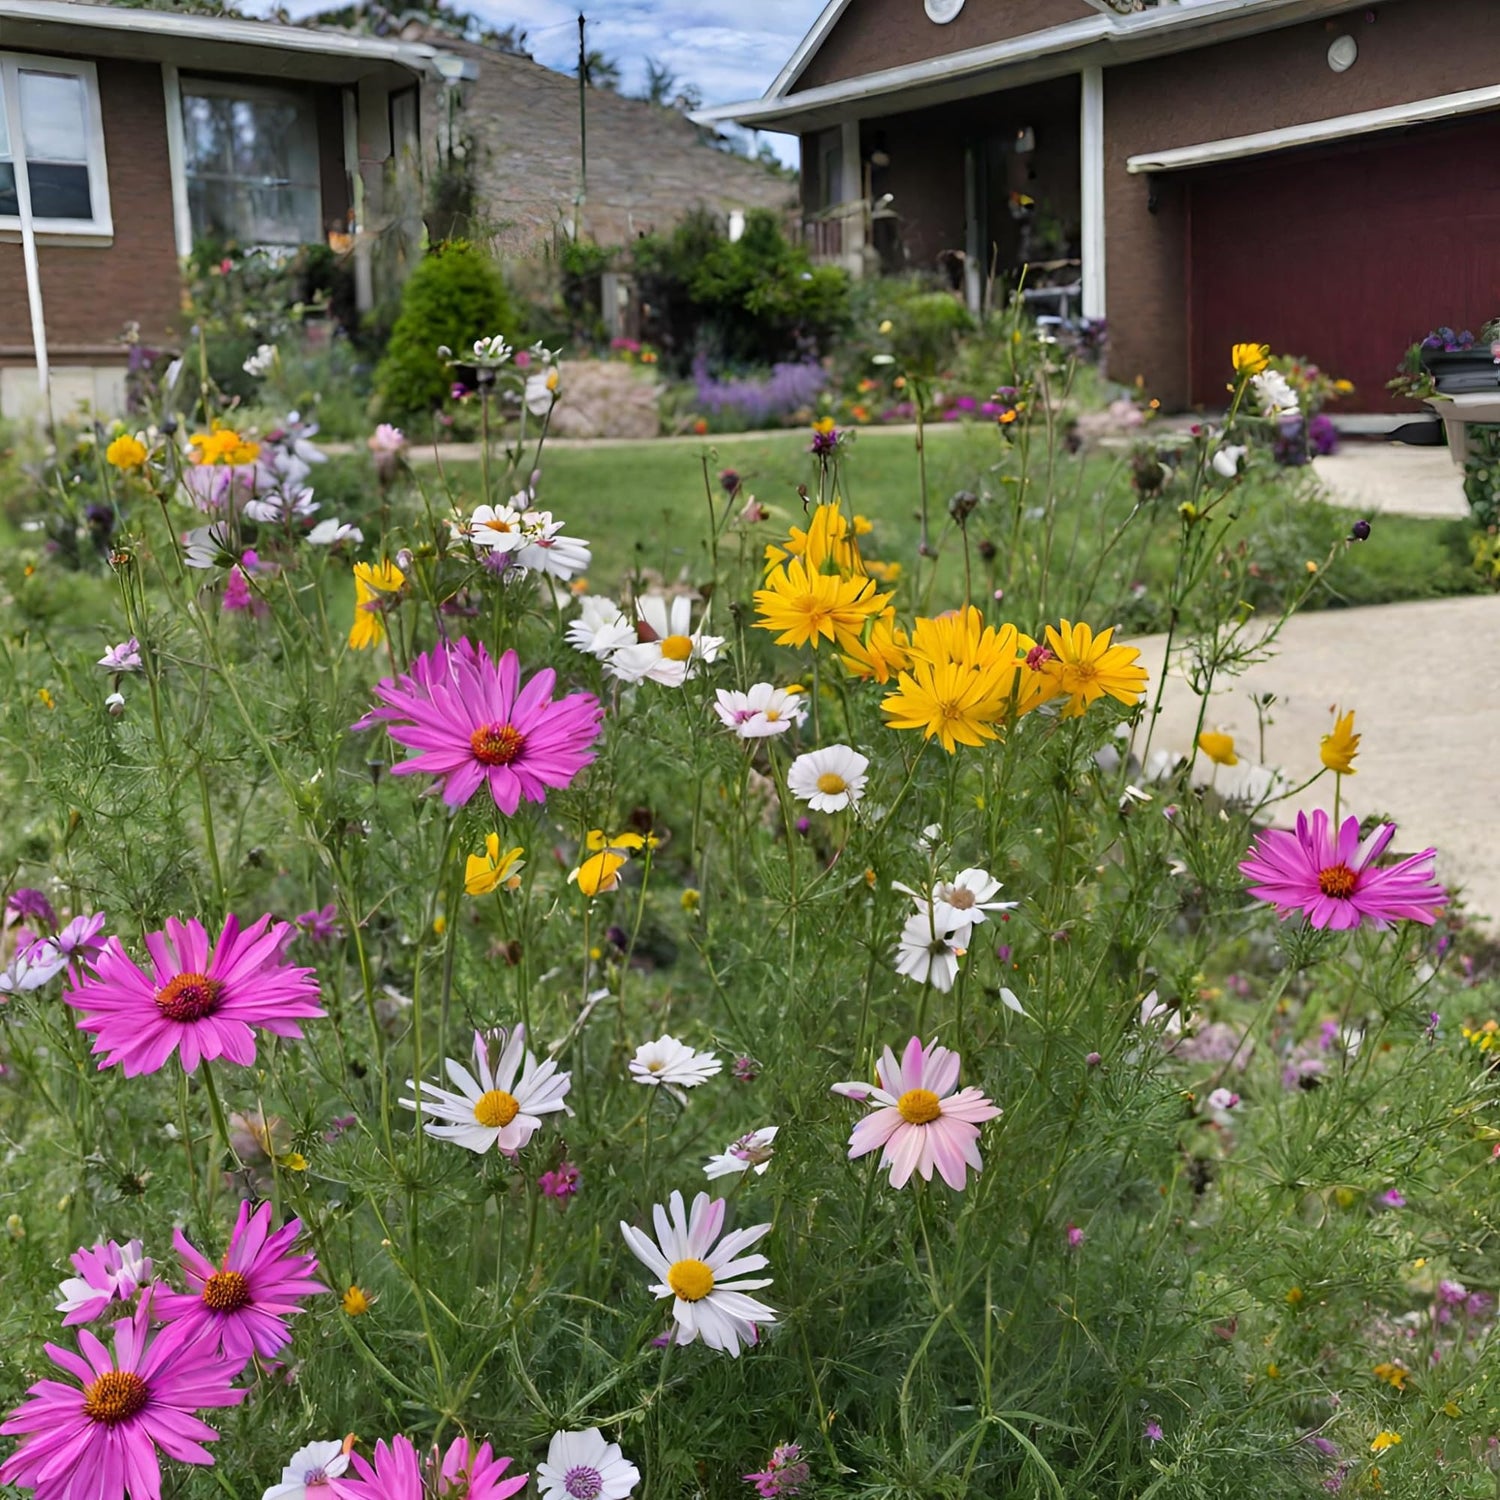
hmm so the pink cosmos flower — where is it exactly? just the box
[0,1296,246,1500]
[338,1434,527,1500]
[56,1239,153,1326]
[1240,811,1447,930]
[154,1201,326,1362]
[354,640,602,814]
[65,914,324,1076]
[832,1037,1001,1190]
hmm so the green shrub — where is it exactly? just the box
[375,241,518,423]
[882,288,973,376]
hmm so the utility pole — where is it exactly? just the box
[576,12,587,235]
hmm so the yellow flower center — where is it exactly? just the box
[764,708,780,722]
[470,722,525,766]
[483,517,520,532]
[816,772,847,795]
[660,634,694,662]
[342,1285,373,1316]
[897,1088,942,1125]
[155,972,222,1023]
[83,1369,149,1425]
[201,1269,252,1312]
[473,1089,521,1128]
[666,1257,715,1301]
[1318,864,1358,899]
[1068,660,1098,684]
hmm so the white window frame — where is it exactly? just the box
[177,75,323,250]
[0,51,113,244]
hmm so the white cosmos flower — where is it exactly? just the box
[515,511,592,581]
[895,867,1015,934]
[704,1125,778,1179]
[567,595,637,659]
[619,1189,776,1356]
[629,1034,721,1091]
[1211,444,1248,478]
[182,522,234,569]
[401,1024,572,1155]
[537,1428,639,1500]
[893,907,971,994]
[713,684,807,738]
[525,366,562,417]
[787,745,868,813]
[1138,990,1182,1037]
[306,518,364,546]
[262,1439,352,1500]
[0,939,68,993]
[458,501,529,553]
[244,487,319,525]
[609,594,724,686]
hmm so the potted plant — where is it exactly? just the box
[1418,324,1500,393]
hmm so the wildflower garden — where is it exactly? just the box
[0,309,1498,1500]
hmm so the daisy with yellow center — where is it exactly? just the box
[347,559,405,651]
[1038,620,1148,718]
[619,1189,775,1355]
[1197,731,1239,767]
[401,1024,572,1156]
[608,593,725,687]
[786,745,868,813]
[465,834,526,896]
[754,559,892,654]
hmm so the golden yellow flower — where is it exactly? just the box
[189,425,260,467]
[864,559,902,584]
[1370,1431,1401,1454]
[753,558,891,654]
[571,850,629,897]
[811,416,836,436]
[347,559,406,651]
[105,434,148,470]
[852,514,873,536]
[764,503,866,579]
[1039,620,1148,718]
[1333,378,1355,395]
[1320,708,1359,775]
[432,914,446,937]
[882,658,1008,753]
[1285,1286,1304,1306]
[840,615,910,683]
[1372,1362,1409,1391]
[354,559,406,594]
[465,833,525,896]
[37,688,55,711]
[1197,731,1239,767]
[342,1285,376,1316]
[1231,343,1271,377]
[680,888,701,914]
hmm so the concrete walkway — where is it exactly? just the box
[1311,441,1468,520]
[1133,593,1500,926]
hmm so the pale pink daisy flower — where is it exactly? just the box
[832,1037,1001,1190]
[56,1238,152,1326]
[263,1437,355,1500]
[713,685,807,739]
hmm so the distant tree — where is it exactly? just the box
[295,0,531,53]
[579,49,621,90]
[641,57,676,105]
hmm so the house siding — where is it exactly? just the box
[1105,0,1500,407]
[793,0,1096,94]
[0,57,182,360]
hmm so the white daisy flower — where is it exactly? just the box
[609,594,724,686]
[244,487,319,525]
[1251,368,1299,417]
[401,1024,572,1155]
[536,1428,639,1500]
[704,1125,778,1179]
[525,366,562,417]
[306,518,364,546]
[787,745,869,813]
[893,907,971,994]
[629,1035,721,1091]
[182,522,234,569]
[458,501,529,553]
[567,595,636,660]
[262,1440,352,1500]
[895,867,1015,935]
[1138,990,1182,1037]
[713,685,807,739]
[515,511,592,581]
[619,1189,776,1356]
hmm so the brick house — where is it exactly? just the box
[702,0,1500,412]
[0,0,436,424]
[416,32,797,257]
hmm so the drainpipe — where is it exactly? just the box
[1080,64,1107,326]
[3,79,51,433]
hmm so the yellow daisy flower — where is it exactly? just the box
[1231,343,1271,377]
[465,834,526,896]
[840,615,910,683]
[753,559,891,654]
[105,434,148,470]
[1320,708,1359,775]
[1197,731,1239,767]
[881,658,1007,753]
[1039,620,1148,718]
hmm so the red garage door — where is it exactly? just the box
[1188,115,1500,412]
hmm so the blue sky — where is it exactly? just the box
[266,0,823,164]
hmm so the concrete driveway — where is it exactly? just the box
[1311,441,1468,520]
[1132,594,1500,926]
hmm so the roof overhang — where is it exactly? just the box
[697,0,1396,136]
[0,0,436,86]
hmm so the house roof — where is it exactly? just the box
[0,0,438,84]
[696,0,1396,134]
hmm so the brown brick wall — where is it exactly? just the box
[794,0,1095,93]
[0,57,182,359]
[1105,0,1500,407]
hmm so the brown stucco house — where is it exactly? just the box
[0,0,437,425]
[702,0,1500,413]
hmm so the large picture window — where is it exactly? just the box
[0,53,112,237]
[180,79,321,247]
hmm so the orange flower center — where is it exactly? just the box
[83,1370,149,1425]
[470,722,525,766]
[201,1269,252,1312]
[660,634,694,662]
[155,972,222,1023]
[1318,864,1358,899]
[897,1087,942,1125]
[666,1257,715,1301]
[473,1089,520,1128]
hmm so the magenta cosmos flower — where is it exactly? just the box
[338,1434,528,1500]
[65,914,323,1076]
[1240,811,1447,930]
[832,1037,1001,1190]
[155,1201,326,1362]
[0,1296,245,1500]
[354,639,602,814]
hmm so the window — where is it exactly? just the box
[0,53,111,237]
[180,80,321,248]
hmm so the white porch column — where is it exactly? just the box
[3,72,50,429]
[162,66,193,260]
[838,117,865,275]
[962,144,982,317]
[1080,64,1106,323]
